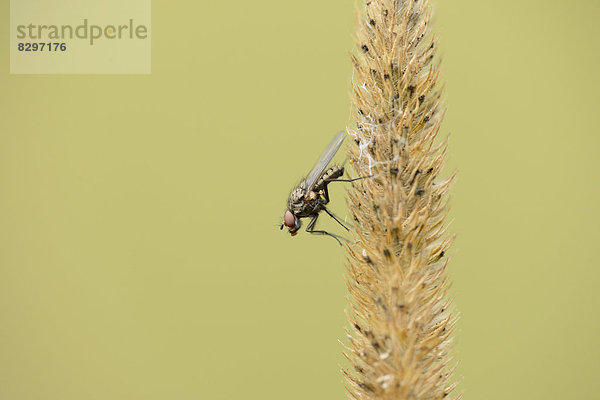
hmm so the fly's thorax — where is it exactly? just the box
[288,186,322,216]
[287,185,306,213]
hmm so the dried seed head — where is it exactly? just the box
[344,0,458,399]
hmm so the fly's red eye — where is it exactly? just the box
[283,210,296,228]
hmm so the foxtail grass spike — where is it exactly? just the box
[343,1,460,399]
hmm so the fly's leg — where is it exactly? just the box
[317,175,369,232]
[326,176,370,184]
[323,207,350,232]
[306,214,346,246]
[321,176,370,204]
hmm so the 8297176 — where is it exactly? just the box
[17,42,67,52]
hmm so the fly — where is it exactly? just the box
[280,131,364,245]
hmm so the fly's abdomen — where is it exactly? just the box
[314,165,344,192]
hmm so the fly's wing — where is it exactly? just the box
[304,131,346,194]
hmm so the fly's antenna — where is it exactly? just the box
[274,216,284,229]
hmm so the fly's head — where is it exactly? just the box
[280,209,301,236]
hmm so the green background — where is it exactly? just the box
[1,1,599,399]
